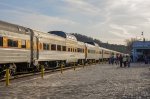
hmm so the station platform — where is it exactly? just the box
[0,63,150,99]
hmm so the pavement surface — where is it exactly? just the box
[0,63,150,99]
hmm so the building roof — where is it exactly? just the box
[132,41,150,48]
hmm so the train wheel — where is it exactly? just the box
[44,62,49,69]
[0,65,5,78]
[61,61,66,67]
[9,63,17,76]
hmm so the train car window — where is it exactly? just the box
[14,40,18,47]
[68,48,70,52]
[71,48,72,52]
[77,48,79,52]
[51,44,56,50]
[75,49,77,52]
[73,48,74,52]
[77,48,81,52]
[43,43,49,50]
[43,44,46,50]
[0,37,3,46]
[99,51,102,54]
[8,39,12,47]
[62,46,66,51]
[70,48,72,52]
[21,40,26,48]
[57,45,61,51]
[25,40,30,49]
[8,39,18,47]
[47,44,49,50]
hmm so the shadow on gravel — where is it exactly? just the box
[116,87,150,99]
[141,71,150,79]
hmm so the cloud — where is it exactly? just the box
[0,9,78,32]
[62,0,101,16]
[109,24,136,38]
[1,0,150,44]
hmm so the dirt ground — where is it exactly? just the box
[0,63,150,99]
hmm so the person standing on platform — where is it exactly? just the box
[119,55,123,67]
[127,55,131,67]
[123,55,127,67]
[115,55,119,65]
[111,55,114,65]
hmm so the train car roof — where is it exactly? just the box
[77,41,85,48]
[85,43,96,47]
[48,31,66,38]
[33,30,66,40]
[99,47,110,51]
[0,20,31,34]
[48,31,77,41]
[77,41,85,45]
[86,42,99,46]
[66,33,77,41]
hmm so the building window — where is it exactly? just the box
[57,45,61,51]
[8,39,18,47]
[43,43,49,50]
[62,46,66,51]
[21,40,26,48]
[0,37,3,46]
[51,44,56,50]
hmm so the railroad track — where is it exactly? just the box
[0,64,90,82]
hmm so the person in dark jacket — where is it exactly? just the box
[119,55,123,67]
[127,55,131,67]
[111,55,114,65]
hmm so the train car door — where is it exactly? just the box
[102,50,104,60]
[29,29,38,67]
[85,45,87,60]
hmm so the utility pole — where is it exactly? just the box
[141,32,145,42]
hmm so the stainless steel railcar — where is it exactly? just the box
[0,21,125,76]
[0,20,33,75]
[32,30,67,68]
[33,30,86,67]
[49,31,85,65]
[85,42,100,63]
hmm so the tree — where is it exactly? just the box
[71,33,127,53]
[125,38,138,53]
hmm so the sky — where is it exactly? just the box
[0,0,150,45]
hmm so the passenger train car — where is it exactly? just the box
[0,20,124,76]
[85,42,100,63]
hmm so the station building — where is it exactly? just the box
[132,41,150,62]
